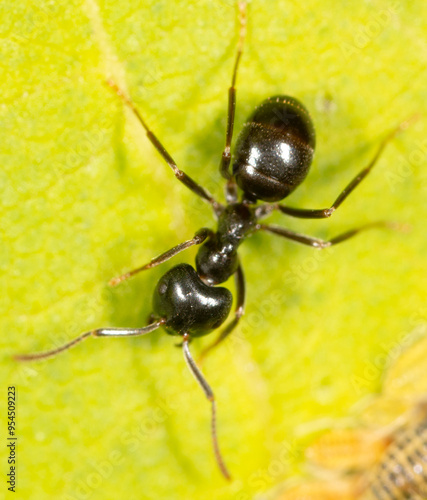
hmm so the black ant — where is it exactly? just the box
[15,1,412,481]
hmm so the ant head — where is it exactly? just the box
[232,96,316,202]
[152,264,233,336]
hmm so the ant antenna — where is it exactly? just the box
[220,1,248,202]
[14,320,165,362]
[182,333,231,481]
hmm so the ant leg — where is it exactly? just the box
[109,228,214,286]
[259,221,405,248]
[182,333,231,481]
[219,1,247,203]
[14,320,165,362]
[107,81,223,216]
[275,116,417,219]
[199,264,245,360]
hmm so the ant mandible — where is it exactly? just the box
[15,1,410,481]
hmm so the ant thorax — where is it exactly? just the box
[196,203,257,286]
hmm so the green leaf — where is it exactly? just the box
[2,1,426,498]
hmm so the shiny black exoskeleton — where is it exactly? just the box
[153,264,233,337]
[17,1,403,481]
[233,96,316,202]
[151,95,316,337]
[195,203,257,286]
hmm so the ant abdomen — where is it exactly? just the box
[152,264,233,336]
[233,95,316,202]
